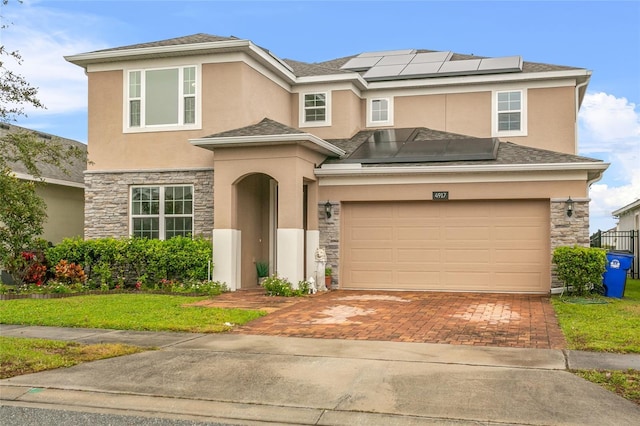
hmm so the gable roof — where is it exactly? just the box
[191,118,345,157]
[66,33,588,86]
[203,118,304,138]
[0,123,86,187]
[613,199,640,217]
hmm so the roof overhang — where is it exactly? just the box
[65,39,298,84]
[12,172,85,189]
[190,133,346,158]
[315,161,609,178]
[612,199,640,217]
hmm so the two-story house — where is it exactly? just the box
[65,33,607,293]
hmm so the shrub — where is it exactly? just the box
[263,275,309,297]
[552,246,607,296]
[54,260,87,284]
[47,236,213,289]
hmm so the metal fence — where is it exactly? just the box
[590,230,639,279]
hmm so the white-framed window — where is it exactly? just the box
[126,65,200,132]
[367,97,394,127]
[299,91,331,127]
[492,89,527,137]
[130,185,193,240]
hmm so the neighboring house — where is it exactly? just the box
[612,200,640,267]
[65,33,608,293]
[0,123,86,244]
[613,199,640,234]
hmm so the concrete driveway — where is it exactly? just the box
[197,290,566,349]
[2,332,639,425]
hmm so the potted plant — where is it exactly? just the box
[256,261,269,286]
[325,266,332,290]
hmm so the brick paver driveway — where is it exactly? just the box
[200,290,566,349]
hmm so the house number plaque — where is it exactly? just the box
[432,191,449,200]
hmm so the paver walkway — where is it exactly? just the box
[197,290,566,349]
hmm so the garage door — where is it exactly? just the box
[341,200,549,293]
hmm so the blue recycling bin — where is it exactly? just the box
[602,251,634,298]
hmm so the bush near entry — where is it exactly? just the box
[552,246,607,296]
[45,236,212,289]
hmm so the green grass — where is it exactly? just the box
[0,294,267,333]
[0,336,149,379]
[552,278,640,353]
[575,369,640,405]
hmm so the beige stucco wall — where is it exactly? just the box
[212,144,325,229]
[393,92,491,137]
[520,86,575,154]
[291,89,363,140]
[319,178,588,202]
[36,184,84,244]
[87,62,292,170]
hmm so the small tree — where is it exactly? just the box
[0,170,46,284]
[552,246,607,296]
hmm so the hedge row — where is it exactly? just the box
[46,236,212,289]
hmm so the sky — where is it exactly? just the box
[1,0,639,233]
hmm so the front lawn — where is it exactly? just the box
[0,336,149,379]
[0,294,267,333]
[552,278,640,353]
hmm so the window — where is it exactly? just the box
[126,66,199,131]
[493,89,527,136]
[131,185,193,240]
[367,97,394,127]
[299,92,331,127]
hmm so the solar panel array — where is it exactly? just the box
[345,129,499,164]
[340,49,522,81]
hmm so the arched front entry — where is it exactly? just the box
[235,173,277,288]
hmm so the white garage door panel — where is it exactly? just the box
[342,200,550,293]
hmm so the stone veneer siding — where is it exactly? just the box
[549,199,590,290]
[84,169,214,240]
[318,201,340,289]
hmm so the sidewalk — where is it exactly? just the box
[1,325,639,425]
[2,324,639,370]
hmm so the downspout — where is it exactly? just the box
[575,79,590,153]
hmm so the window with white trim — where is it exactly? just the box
[130,185,193,240]
[367,97,394,127]
[299,92,331,127]
[127,66,198,131]
[493,89,527,136]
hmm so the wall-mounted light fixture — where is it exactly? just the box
[566,196,574,217]
[324,201,333,219]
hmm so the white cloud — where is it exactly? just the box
[2,1,109,115]
[578,92,640,231]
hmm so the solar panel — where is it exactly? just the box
[363,64,407,79]
[340,56,383,70]
[437,59,481,74]
[345,129,499,164]
[358,49,416,57]
[341,49,523,81]
[400,61,444,77]
[411,51,453,63]
[377,54,416,66]
[478,56,522,72]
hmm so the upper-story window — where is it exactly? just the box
[126,65,199,132]
[493,89,527,137]
[299,92,331,127]
[130,185,194,240]
[367,97,394,127]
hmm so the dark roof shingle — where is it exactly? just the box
[203,118,304,138]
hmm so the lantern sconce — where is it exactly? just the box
[566,196,574,217]
[324,201,333,219]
